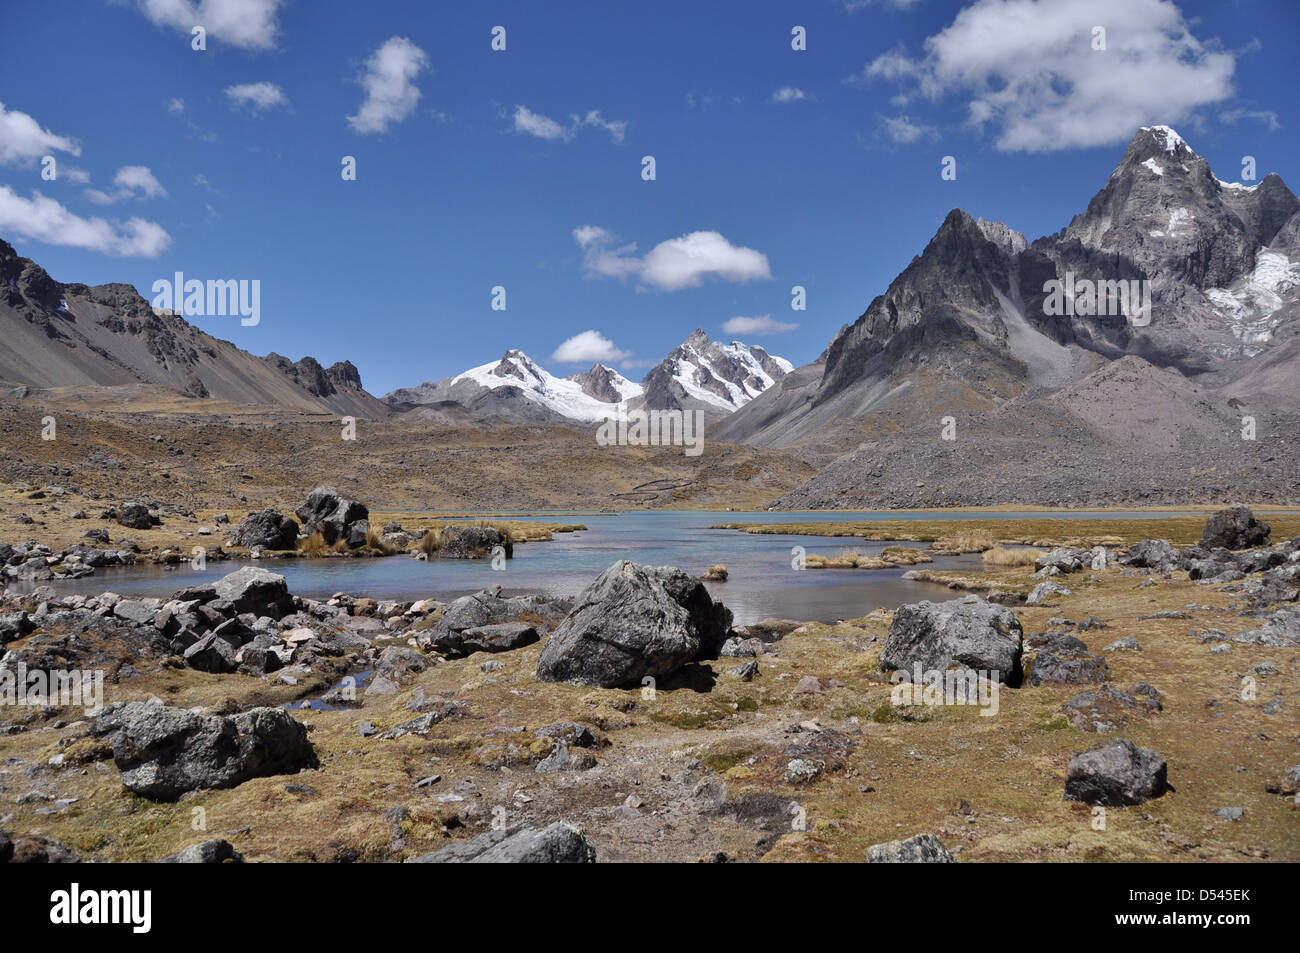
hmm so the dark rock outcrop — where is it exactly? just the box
[93,702,317,801]
[880,595,1024,687]
[1064,739,1168,805]
[409,822,596,863]
[536,560,732,688]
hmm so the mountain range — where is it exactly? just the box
[2,125,1297,507]
[383,329,793,424]
[0,238,387,418]
[713,126,1300,505]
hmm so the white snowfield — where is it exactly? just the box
[448,338,792,421]
[669,340,794,412]
[452,350,643,423]
[1206,249,1300,350]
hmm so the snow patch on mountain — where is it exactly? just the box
[452,349,643,422]
[1205,248,1300,352]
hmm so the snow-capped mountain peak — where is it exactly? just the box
[638,328,793,414]
[449,349,643,422]
[385,332,792,423]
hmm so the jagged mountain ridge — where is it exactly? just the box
[0,238,388,418]
[714,126,1300,454]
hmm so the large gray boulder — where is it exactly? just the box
[1123,539,1181,571]
[117,499,157,530]
[231,509,299,550]
[93,702,317,801]
[864,833,954,863]
[212,567,293,619]
[409,822,596,863]
[437,524,513,559]
[1064,739,1168,805]
[418,589,569,657]
[1201,506,1270,550]
[295,486,368,545]
[536,560,733,688]
[880,595,1024,687]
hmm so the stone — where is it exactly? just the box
[1027,581,1073,606]
[93,702,317,801]
[1064,739,1168,806]
[1201,506,1270,550]
[117,500,156,530]
[864,833,954,863]
[295,486,368,545]
[212,567,293,620]
[159,839,244,863]
[437,524,513,559]
[231,509,299,550]
[409,822,596,863]
[880,595,1023,687]
[536,560,732,688]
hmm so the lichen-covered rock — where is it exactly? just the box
[295,486,368,545]
[880,595,1024,687]
[409,822,596,863]
[1201,506,1270,550]
[231,508,299,550]
[536,560,732,688]
[212,567,293,620]
[93,702,317,801]
[865,833,954,863]
[1064,739,1168,805]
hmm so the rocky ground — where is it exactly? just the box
[0,508,1296,863]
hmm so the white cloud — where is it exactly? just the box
[60,167,92,185]
[1220,108,1280,131]
[166,97,185,115]
[348,37,429,135]
[85,165,167,205]
[722,315,799,335]
[857,0,1236,152]
[0,102,80,166]
[0,186,171,257]
[771,87,807,104]
[551,330,633,364]
[225,82,288,112]
[511,106,628,143]
[578,110,627,143]
[513,105,571,142]
[575,226,772,292]
[879,114,937,143]
[131,0,283,51]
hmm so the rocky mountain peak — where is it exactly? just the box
[567,363,632,403]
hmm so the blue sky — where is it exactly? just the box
[1,0,1296,396]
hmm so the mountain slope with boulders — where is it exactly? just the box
[714,126,1300,507]
[0,238,388,418]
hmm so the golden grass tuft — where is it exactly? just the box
[981,545,1046,567]
[417,527,442,557]
[298,532,329,557]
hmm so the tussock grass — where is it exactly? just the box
[982,545,1046,567]
[804,547,933,570]
[298,532,329,557]
[417,527,442,557]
